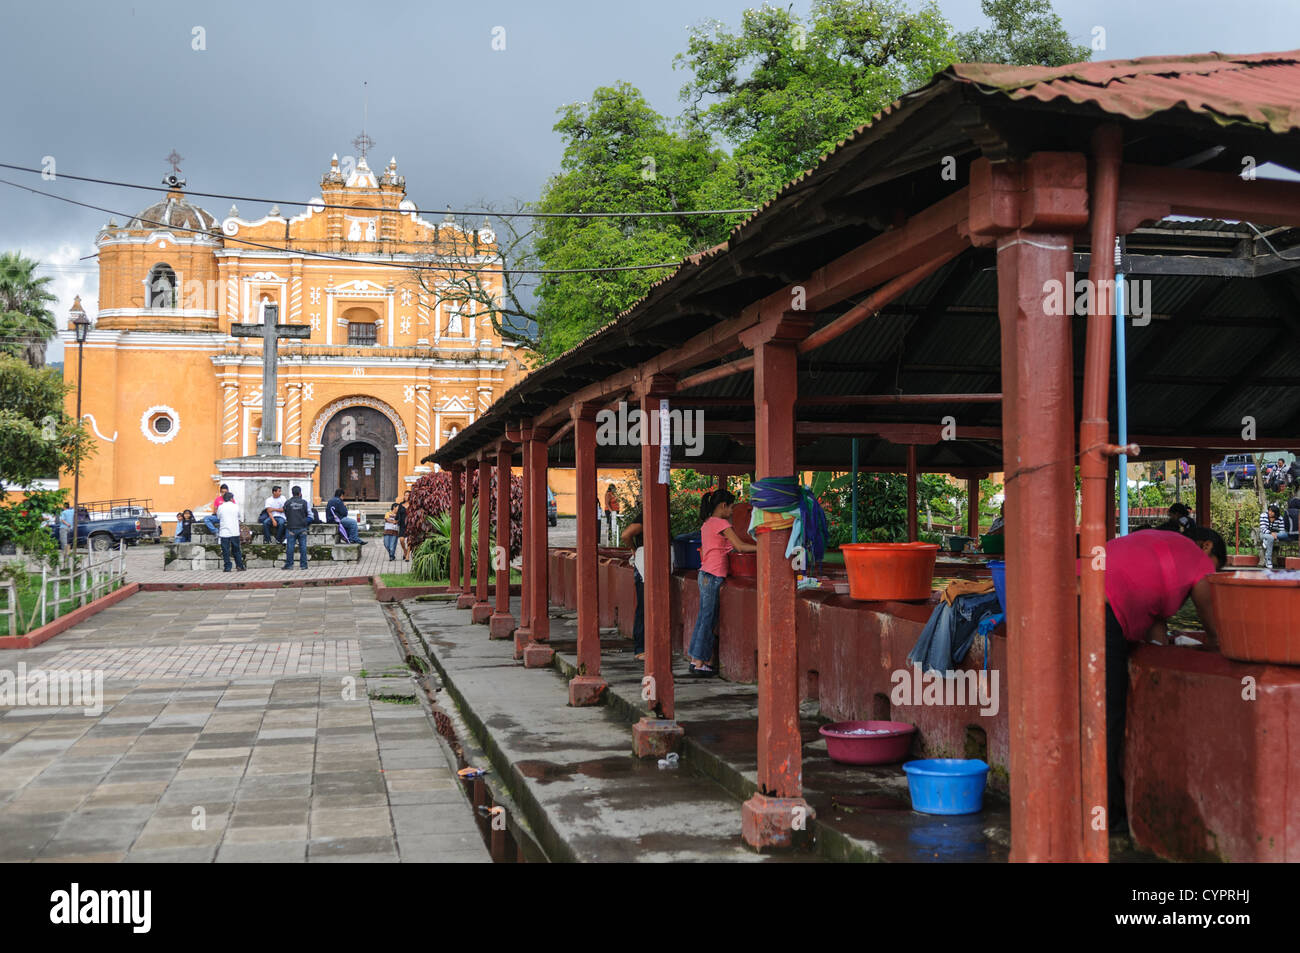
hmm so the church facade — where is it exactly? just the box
[62,153,529,516]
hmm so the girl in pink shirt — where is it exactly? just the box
[686,488,756,677]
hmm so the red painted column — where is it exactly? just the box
[472,452,493,624]
[740,316,813,851]
[449,463,462,595]
[569,403,606,705]
[998,230,1084,862]
[906,444,919,542]
[520,430,553,667]
[971,152,1089,862]
[966,476,981,539]
[632,379,682,758]
[490,442,517,640]
[457,460,476,609]
[1080,124,1121,863]
[514,424,533,656]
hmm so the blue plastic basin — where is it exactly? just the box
[988,560,1007,614]
[902,758,990,815]
[673,532,701,571]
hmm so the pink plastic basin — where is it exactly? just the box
[819,720,916,765]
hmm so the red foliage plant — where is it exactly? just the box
[405,468,523,556]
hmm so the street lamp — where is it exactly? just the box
[69,297,91,563]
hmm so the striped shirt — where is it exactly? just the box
[1260,510,1284,536]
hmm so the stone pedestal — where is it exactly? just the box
[568,674,607,707]
[632,717,683,758]
[456,593,476,610]
[471,601,493,624]
[213,454,319,524]
[489,611,516,640]
[513,627,532,659]
[522,642,554,668]
[741,793,814,851]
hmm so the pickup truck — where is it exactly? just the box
[49,499,162,551]
[1210,455,1258,489]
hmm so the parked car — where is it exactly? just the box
[1211,454,1258,489]
[48,498,161,551]
[546,488,558,527]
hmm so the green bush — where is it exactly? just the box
[411,503,494,582]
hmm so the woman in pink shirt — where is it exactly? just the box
[1100,526,1225,831]
[685,488,756,677]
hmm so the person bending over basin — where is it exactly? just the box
[1093,526,1225,832]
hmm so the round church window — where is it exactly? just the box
[141,406,180,444]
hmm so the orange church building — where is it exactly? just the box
[62,153,529,517]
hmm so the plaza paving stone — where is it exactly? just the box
[0,587,489,863]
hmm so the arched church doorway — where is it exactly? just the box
[339,441,380,500]
[318,405,399,502]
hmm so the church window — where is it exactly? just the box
[348,321,377,346]
[148,263,177,308]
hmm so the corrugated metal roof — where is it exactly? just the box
[949,51,1300,133]
[431,48,1300,469]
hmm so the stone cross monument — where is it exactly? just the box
[230,302,311,455]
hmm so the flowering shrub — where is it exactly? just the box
[405,469,523,557]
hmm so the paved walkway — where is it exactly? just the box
[0,587,489,862]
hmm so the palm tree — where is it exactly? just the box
[0,252,58,368]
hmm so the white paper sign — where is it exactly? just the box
[658,398,671,484]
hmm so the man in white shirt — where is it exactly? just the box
[217,491,246,572]
[261,485,287,543]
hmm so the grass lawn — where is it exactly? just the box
[379,569,521,588]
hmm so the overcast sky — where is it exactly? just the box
[2,0,1295,362]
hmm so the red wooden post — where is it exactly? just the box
[972,152,1089,862]
[966,476,981,539]
[472,452,493,623]
[569,402,606,705]
[520,429,553,667]
[449,463,462,595]
[906,444,919,541]
[490,441,517,640]
[1079,122,1122,863]
[514,424,533,657]
[740,315,813,851]
[632,379,683,757]
[457,460,476,609]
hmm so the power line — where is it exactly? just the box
[0,178,690,276]
[0,162,758,219]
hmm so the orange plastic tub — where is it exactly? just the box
[1206,571,1300,664]
[839,542,940,601]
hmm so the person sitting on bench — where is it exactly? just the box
[325,489,365,545]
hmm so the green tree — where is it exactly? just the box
[954,0,1091,67]
[0,252,58,368]
[0,355,92,487]
[531,83,748,359]
[677,1,957,188]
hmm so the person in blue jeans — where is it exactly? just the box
[325,489,365,545]
[686,488,756,678]
[203,483,231,535]
[280,486,313,569]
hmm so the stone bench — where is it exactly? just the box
[190,522,350,543]
[164,540,361,571]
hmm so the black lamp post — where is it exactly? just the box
[69,298,91,561]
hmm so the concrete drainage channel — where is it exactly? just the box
[380,599,548,863]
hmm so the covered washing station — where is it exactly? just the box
[431,50,1300,862]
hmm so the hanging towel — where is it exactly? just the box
[941,579,997,606]
[748,476,830,565]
